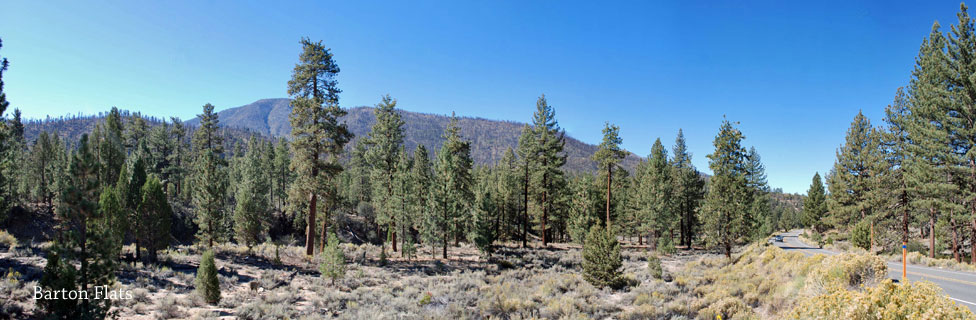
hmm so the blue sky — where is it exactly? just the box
[0,1,967,193]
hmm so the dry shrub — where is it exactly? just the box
[791,279,973,319]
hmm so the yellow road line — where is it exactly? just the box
[906,270,976,287]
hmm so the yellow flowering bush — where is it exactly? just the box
[790,279,973,319]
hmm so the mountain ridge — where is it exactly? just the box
[187,98,642,172]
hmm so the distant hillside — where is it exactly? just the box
[187,98,642,172]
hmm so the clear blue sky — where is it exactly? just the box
[0,1,966,193]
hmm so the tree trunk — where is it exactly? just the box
[930,208,936,259]
[305,192,317,256]
[638,234,643,246]
[392,222,398,252]
[951,217,960,263]
[522,164,529,248]
[971,217,976,265]
[542,176,548,247]
[606,164,612,229]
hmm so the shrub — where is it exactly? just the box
[319,232,346,286]
[791,279,972,319]
[582,225,622,288]
[195,250,221,305]
[808,253,886,292]
[0,230,17,249]
[850,221,870,250]
[656,236,676,255]
[647,255,663,279]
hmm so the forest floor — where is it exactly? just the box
[1,234,972,319]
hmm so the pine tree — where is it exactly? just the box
[948,2,976,265]
[94,107,126,187]
[365,95,405,253]
[287,38,353,256]
[496,148,522,241]
[391,147,416,257]
[904,23,963,258]
[568,174,600,244]
[44,134,117,319]
[880,88,915,254]
[122,152,147,260]
[0,38,11,219]
[529,95,567,246]
[745,147,772,239]
[516,125,535,247]
[30,131,60,211]
[581,225,622,288]
[192,103,229,249]
[802,172,828,232]
[168,118,190,201]
[138,175,172,263]
[234,137,271,250]
[827,111,886,250]
[469,172,497,258]
[319,231,346,286]
[195,250,221,305]
[671,129,705,247]
[635,138,674,249]
[429,115,473,259]
[592,122,626,229]
[702,119,750,259]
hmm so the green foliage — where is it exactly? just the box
[287,38,352,255]
[581,225,622,288]
[428,114,474,259]
[44,134,117,319]
[850,221,871,250]
[195,250,221,305]
[139,175,172,263]
[319,232,346,285]
[527,95,567,246]
[826,111,884,230]
[469,178,497,257]
[670,129,705,247]
[802,172,828,232]
[38,252,79,319]
[702,119,751,259]
[233,136,271,250]
[591,122,626,228]
[647,255,663,279]
[192,103,229,248]
[656,236,676,255]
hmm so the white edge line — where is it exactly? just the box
[948,297,976,307]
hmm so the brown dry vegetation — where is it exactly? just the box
[0,238,972,319]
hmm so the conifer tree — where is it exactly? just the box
[365,95,405,252]
[168,118,190,200]
[30,131,59,210]
[195,250,221,305]
[581,225,622,288]
[905,23,962,258]
[122,152,148,260]
[592,122,626,229]
[802,172,828,232]
[880,88,915,254]
[516,125,535,247]
[528,95,566,246]
[429,115,473,258]
[138,175,172,263]
[745,147,772,238]
[234,137,271,250]
[43,134,117,319]
[0,38,11,218]
[496,148,522,241]
[319,231,346,286]
[469,172,497,257]
[671,129,705,247]
[827,111,885,249]
[287,38,352,256]
[391,146,414,257]
[94,107,125,188]
[702,119,750,259]
[947,2,976,265]
[636,138,674,248]
[192,103,229,248]
[568,174,600,244]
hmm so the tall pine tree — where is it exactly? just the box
[287,38,352,255]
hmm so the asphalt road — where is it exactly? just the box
[773,230,976,313]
